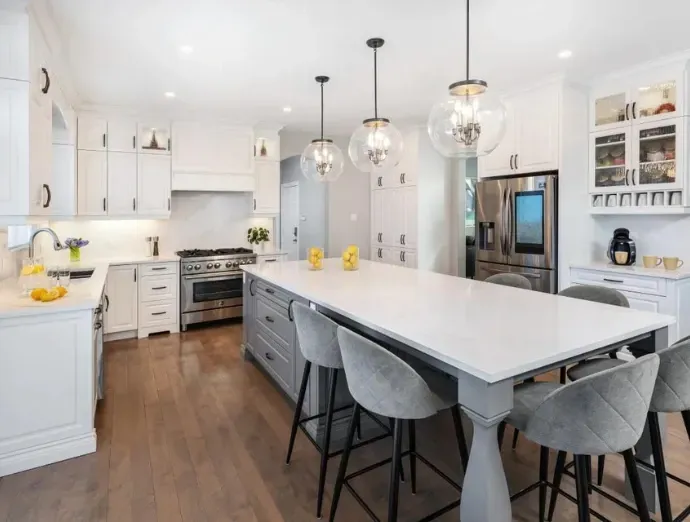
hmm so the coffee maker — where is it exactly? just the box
[608,228,636,266]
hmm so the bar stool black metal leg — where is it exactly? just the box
[586,456,593,494]
[622,449,651,522]
[286,361,311,465]
[648,412,673,522]
[316,368,338,518]
[682,410,690,441]
[596,455,605,486]
[387,419,404,522]
[512,428,520,450]
[388,418,405,482]
[547,450,567,521]
[498,421,506,448]
[408,419,417,494]
[450,405,469,472]
[539,446,549,522]
[560,366,567,384]
[356,408,362,440]
[574,455,591,522]
[328,403,361,522]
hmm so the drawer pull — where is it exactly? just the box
[265,352,275,361]
[265,259,277,263]
[288,300,294,322]
[151,311,167,316]
[152,286,167,290]
[265,316,275,323]
[151,267,167,271]
[603,278,624,283]
[265,288,275,294]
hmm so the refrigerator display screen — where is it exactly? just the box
[515,191,545,254]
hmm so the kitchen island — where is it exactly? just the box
[242,259,675,522]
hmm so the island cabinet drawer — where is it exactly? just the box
[139,301,176,328]
[140,262,178,277]
[570,268,667,296]
[255,326,294,393]
[139,274,177,302]
[256,296,294,348]
[256,280,291,309]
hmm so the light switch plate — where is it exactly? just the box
[350,213,357,221]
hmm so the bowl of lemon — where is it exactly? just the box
[308,247,324,271]
[30,286,68,303]
[342,245,359,271]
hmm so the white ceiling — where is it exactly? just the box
[48,0,690,134]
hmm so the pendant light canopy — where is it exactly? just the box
[348,38,403,173]
[427,0,506,158]
[300,76,345,182]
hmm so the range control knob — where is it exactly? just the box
[214,263,221,268]
[226,262,232,268]
[186,265,193,270]
[194,264,201,270]
[233,261,239,267]
[239,260,246,265]
[207,263,213,269]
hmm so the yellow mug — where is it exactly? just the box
[663,257,684,270]
[614,251,629,265]
[642,256,662,268]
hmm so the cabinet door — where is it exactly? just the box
[0,12,28,82]
[382,188,404,247]
[632,119,683,191]
[620,291,662,313]
[137,154,171,216]
[28,94,52,215]
[107,120,137,153]
[104,265,138,334]
[403,250,417,269]
[77,117,107,151]
[0,79,29,216]
[371,189,384,245]
[253,161,280,214]
[50,143,76,216]
[107,152,137,216]
[138,123,171,155]
[77,150,107,216]
[590,84,632,132]
[630,70,683,125]
[478,99,515,178]
[514,85,559,174]
[401,186,417,249]
[590,128,632,193]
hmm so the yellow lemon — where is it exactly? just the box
[347,245,358,255]
[21,266,34,276]
[344,261,353,270]
[316,250,324,259]
[30,288,47,301]
[56,286,68,297]
[313,260,322,269]
[40,289,60,302]
[32,264,45,275]
[342,252,351,262]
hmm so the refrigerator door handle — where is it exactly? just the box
[507,187,514,255]
[499,187,505,255]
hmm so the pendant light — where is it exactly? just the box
[348,38,403,172]
[300,76,345,182]
[427,0,506,158]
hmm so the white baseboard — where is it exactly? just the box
[104,330,137,342]
[0,431,97,477]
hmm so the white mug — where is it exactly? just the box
[638,193,648,206]
[593,195,603,207]
[607,194,617,207]
[621,194,631,206]
[671,192,682,205]
[653,193,664,206]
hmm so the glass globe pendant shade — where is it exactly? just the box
[428,81,507,158]
[300,139,345,182]
[348,118,404,173]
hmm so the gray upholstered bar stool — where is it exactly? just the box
[329,326,469,522]
[286,302,393,518]
[485,272,532,289]
[504,354,659,522]
[554,337,690,522]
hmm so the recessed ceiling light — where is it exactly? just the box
[283,106,292,113]
[164,92,176,98]
[558,49,573,59]
[179,45,193,55]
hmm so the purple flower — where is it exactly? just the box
[65,237,90,249]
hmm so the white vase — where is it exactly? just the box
[257,242,265,253]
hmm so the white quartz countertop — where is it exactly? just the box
[571,261,690,280]
[254,248,287,257]
[243,259,675,383]
[43,252,179,266]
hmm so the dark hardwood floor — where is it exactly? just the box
[1,323,689,521]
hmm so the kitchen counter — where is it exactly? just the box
[570,261,690,280]
[254,247,287,256]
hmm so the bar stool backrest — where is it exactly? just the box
[651,336,690,413]
[558,285,630,307]
[485,273,531,290]
[336,326,441,420]
[292,302,343,370]
[525,354,660,455]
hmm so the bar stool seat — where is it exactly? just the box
[508,381,562,431]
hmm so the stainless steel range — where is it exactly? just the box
[177,248,257,330]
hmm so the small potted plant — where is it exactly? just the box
[65,237,89,262]
[247,227,270,252]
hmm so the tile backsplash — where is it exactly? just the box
[0,231,24,281]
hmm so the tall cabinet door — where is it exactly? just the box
[514,84,559,173]
[253,161,279,214]
[77,117,107,151]
[107,120,137,153]
[104,265,138,334]
[107,152,137,216]
[402,186,417,249]
[383,188,404,247]
[137,154,171,216]
[0,79,28,216]
[371,189,384,245]
[478,99,515,178]
[77,150,107,216]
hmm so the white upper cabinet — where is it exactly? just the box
[77,150,107,216]
[172,123,254,174]
[0,79,29,216]
[107,152,137,216]
[77,117,107,151]
[107,119,137,153]
[253,161,279,214]
[138,123,170,155]
[479,98,516,178]
[50,143,76,216]
[137,154,171,217]
[0,11,28,82]
[401,186,418,249]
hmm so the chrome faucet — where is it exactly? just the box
[28,228,65,259]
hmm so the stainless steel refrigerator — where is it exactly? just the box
[475,173,557,293]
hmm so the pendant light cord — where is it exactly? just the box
[373,47,378,119]
[466,0,470,81]
[320,81,324,140]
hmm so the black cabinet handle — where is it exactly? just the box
[625,103,630,121]
[42,184,51,208]
[151,267,166,271]
[41,68,50,94]
[265,316,275,323]
[631,169,636,186]
[133,198,136,211]
[378,176,382,187]
[265,288,275,294]
[105,295,110,311]
[378,248,382,258]
[603,278,624,283]
[134,269,137,282]
[515,154,519,170]
[509,154,514,170]
[264,259,277,263]
[151,311,167,316]
[168,198,171,211]
[402,234,405,245]
[152,286,167,290]
[400,173,403,184]
[167,138,171,151]
[249,279,256,296]
[632,101,637,119]
[265,352,275,361]
[133,136,136,149]
[402,173,406,184]
[288,300,294,321]
[400,234,403,244]
[625,169,630,186]
[103,197,107,212]
[253,199,256,211]
[399,251,403,262]
[402,251,406,262]
[102,133,106,148]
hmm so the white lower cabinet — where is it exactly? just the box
[371,246,417,268]
[104,265,138,334]
[256,252,287,265]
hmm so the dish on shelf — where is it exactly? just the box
[646,151,666,162]
[610,147,625,158]
[655,102,676,114]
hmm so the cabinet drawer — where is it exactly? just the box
[140,274,177,302]
[256,280,290,309]
[257,254,286,265]
[139,301,176,328]
[570,268,667,296]
[256,296,293,349]
[140,262,178,277]
[255,325,293,393]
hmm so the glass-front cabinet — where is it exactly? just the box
[589,129,631,192]
[633,119,684,190]
[591,89,630,131]
[631,76,682,125]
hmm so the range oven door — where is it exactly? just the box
[181,273,243,313]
